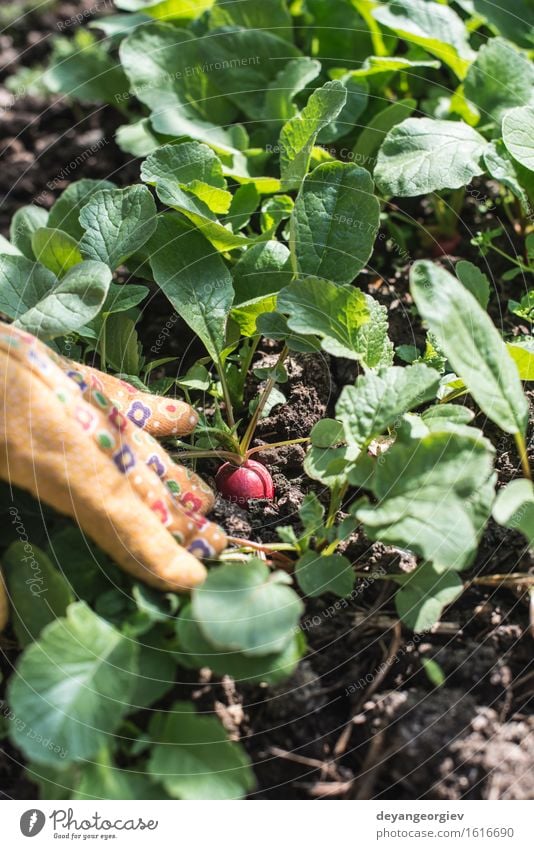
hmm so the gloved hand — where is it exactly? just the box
[0,322,227,610]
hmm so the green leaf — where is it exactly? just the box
[45,40,129,104]
[502,105,534,172]
[422,403,475,427]
[232,241,291,306]
[47,179,115,241]
[305,0,374,68]
[299,492,325,531]
[10,205,49,260]
[148,701,255,800]
[483,140,534,214]
[421,657,446,687]
[116,0,213,19]
[310,418,345,448]
[101,282,149,315]
[493,479,534,548]
[296,552,355,598]
[199,28,301,120]
[261,195,294,234]
[279,81,347,190]
[73,749,168,801]
[209,0,293,40]
[464,38,534,128]
[507,339,534,380]
[352,98,416,172]
[141,142,231,215]
[149,214,233,361]
[2,542,73,648]
[46,526,118,602]
[0,254,56,320]
[264,58,321,125]
[277,278,370,361]
[356,429,496,571]
[317,75,369,144]
[101,315,140,375]
[351,56,440,78]
[372,0,474,79]
[336,364,440,449]
[395,565,463,632]
[410,260,529,435]
[79,185,157,271]
[225,183,260,232]
[14,261,112,339]
[455,260,490,309]
[177,603,303,685]
[191,559,303,658]
[0,234,21,256]
[120,23,237,146]
[290,161,380,285]
[31,228,83,278]
[473,0,534,50]
[8,602,137,764]
[303,445,350,490]
[375,118,487,197]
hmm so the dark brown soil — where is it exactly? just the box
[0,2,533,803]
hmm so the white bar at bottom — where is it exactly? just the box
[1,800,533,848]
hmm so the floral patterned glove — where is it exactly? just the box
[0,322,226,602]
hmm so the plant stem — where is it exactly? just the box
[514,432,532,481]
[486,242,531,273]
[215,361,236,430]
[239,344,289,455]
[246,437,310,458]
[172,448,243,465]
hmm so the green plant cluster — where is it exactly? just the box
[1,0,534,799]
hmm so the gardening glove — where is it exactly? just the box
[0,322,227,603]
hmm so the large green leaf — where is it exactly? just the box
[232,241,291,306]
[79,185,157,270]
[198,28,301,120]
[395,565,463,632]
[0,255,111,338]
[44,41,129,105]
[209,0,293,39]
[120,23,237,144]
[141,142,231,214]
[375,118,487,196]
[148,214,233,361]
[372,0,474,78]
[493,479,534,548]
[177,603,303,685]
[296,552,355,598]
[31,228,83,278]
[410,261,529,435]
[14,261,112,339]
[8,602,137,764]
[305,0,374,68]
[2,542,73,648]
[352,98,416,172]
[473,0,534,50]
[502,105,534,172]
[279,81,347,189]
[336,364,440,449]
[277,278,392,366]
[47,179,115,241]
[290,161,380,284]
[10,205,49,260]
[264,58,321,125]
[116,0,213,18]
[191,559,303,658]
[356,429,496,571]
[464,38,534,128]
[483,141,534,214]
[148,701,254,800]
[277,278,369,360]
[0,254,56,319]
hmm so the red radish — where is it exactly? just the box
[215,459,274,508]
